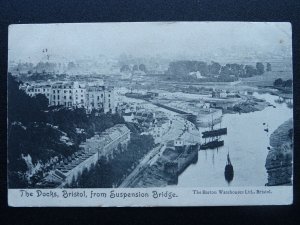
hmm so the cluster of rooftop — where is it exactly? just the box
[38,124,130,187]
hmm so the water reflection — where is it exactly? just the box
[177,92,293,187]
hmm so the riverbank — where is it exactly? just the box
[223,95,271,114]
[265,118,293,186]
[176,91,292,187]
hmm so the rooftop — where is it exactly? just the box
[54,124,130,176]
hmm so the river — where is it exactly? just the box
[177,92,293,187]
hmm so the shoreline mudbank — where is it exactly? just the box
[223,96,271,114]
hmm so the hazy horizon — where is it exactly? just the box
[8,22,292,63]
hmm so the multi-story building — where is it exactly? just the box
[86,85,105,112]
[86,85,115,113]
[104,87,115,113]
[51,82,74,107]
[24,81,116,113]
[25,84,52,104]
[72,81,86,108]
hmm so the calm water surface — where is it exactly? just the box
[177,92,293,187]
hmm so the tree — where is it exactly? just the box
[245,65,257,77]
[66,134,155,188]
[209,62,221,75]
[283,79,293,88]
[120,65,130,72]
[256,62,265,75]
[67,62,76,70]
[8,171,28,188]
[78,167,89,187]
[274,78,283,86]
[220,65,231,76]
[266,63,272,72]
[8,74,47,124]
[196,61,208,76]
[70,175,77,188]
[34,94,49,111]
[139,64,146,72]
[7,74,128,188]
[132,65,139,71]
[167,61,190,77]
[288,128,293,140]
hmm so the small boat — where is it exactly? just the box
[264,124,269,132]
[200,116,226,150]
[224,152,234,183]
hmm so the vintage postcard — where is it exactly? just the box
[7,22,293,206]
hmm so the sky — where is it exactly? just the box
[8,22,292,63]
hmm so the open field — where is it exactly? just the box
[241,70,293,87]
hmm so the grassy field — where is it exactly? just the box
[241,60,293,87]
[241,70,293,87]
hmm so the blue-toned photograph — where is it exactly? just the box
[7,22,293,190]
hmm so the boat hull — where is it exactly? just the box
[225,164,234,182]
[200,140,224,150]
[202,128,227,138]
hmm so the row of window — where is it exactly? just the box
[50,101,114,111]
[52,94,85,99]
[29,87,110,94]
[51,99,85,105]
[89,103,103,107]
[28,92,112,105]
[52,86,72,89]
[87,94,104,100]
[49,93,109,100]
[52,89,85,94]
[53,95,72,100]
[28,88,50,93]
[29,89,110,97]
[29,93,50,97]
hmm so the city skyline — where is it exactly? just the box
[9,22,292,63]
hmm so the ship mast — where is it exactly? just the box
[227,149,231,165]
[211,114,214,143]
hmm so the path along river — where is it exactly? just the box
[177,92,293,187]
